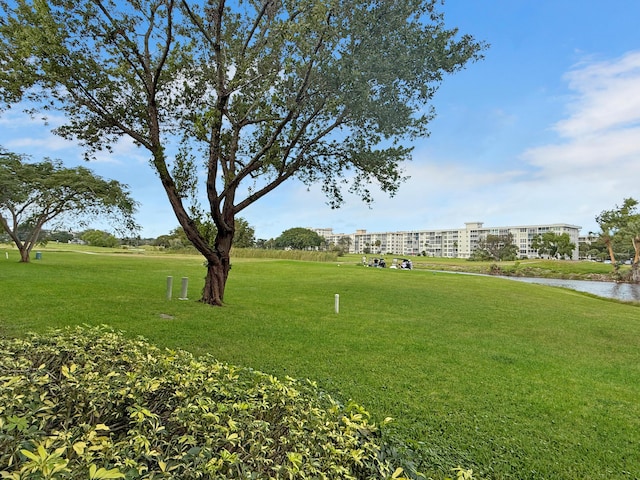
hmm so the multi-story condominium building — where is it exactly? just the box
[312,221,582,260]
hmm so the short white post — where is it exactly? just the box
[334,293,340,314]
[179,277,189,300]
[4,252,7,260]
[166,276,173,300]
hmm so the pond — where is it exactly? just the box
[430,270,640,302]
[499,276,640,302]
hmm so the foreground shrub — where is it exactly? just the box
[0,326,402,479]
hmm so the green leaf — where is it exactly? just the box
[89,464,125,479]
[391,467,405,478]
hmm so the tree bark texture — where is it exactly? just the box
[632,237,640,283]
[200,229,233,306]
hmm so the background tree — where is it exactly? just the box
[152,234,173,249]
[48,230,74,243]
[595,198,638,271]
[232,218,256,249]
[608,198,640,281]
[0,152,138,262]
[0,0,485,305]
[335,236,352,255]
[274,228,324,250]
[470,233,518,261]
[625,215,640,282]
[555,233,576,259]
[155,217,254,250]
[255,238,276,250]
[531,232,576,259]
[80,229,119,248]
[579,232,599,260]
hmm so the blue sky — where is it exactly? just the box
[2,1,640,240]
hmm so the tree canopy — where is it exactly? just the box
[596,197,640,281]
[531,232,575,259]
[469,233,518,261]
[274,227,324,250]
[0,151,138,262]
[0,0,486,304]
[155,218,255,249]
[596,198,638,266]
[81,229,120,248]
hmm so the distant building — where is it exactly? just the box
[311,221,582,260]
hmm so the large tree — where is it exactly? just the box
[0,0,485,305]
[595,198,638,269]
[0,152,138,262]
[599,198,640,281]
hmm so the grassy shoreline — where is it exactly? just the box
[2,245,639,478]
[4,241,626,280]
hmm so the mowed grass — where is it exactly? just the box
[2,246,640,479]
[407,255,625,278]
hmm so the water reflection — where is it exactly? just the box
[501,276,640,302]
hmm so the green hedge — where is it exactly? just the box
[0,326,402,479]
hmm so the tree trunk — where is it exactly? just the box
[604,238,617,266]
[632,237,640,283]
[0,215,31,262]
[200,228,234,306]
[632,263,640,283]
[15,238,32,262]
[201,260,228,306]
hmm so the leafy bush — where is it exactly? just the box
[0,326,402,479]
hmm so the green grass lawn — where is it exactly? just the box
[1,245,639,479]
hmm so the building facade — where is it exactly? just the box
[312,221,582,260]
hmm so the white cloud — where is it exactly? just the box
[522,52,640,217]
[91,137,149,166]
[554,51,640,137]
[523,127,640,178]
[0,110,76,154]
[4,134,75,154]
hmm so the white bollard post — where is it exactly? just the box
[335,293,340,314]
[4,252,7,260]
[166,276,173,300]
[179,277,189,300]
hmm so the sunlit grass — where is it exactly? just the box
[1,247,639,479]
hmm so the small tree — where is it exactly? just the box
[80,229,119,248]
[257,238,277,250]
[230,218,256,249]
[335,236,352,255]
[274,228,324,250]
[164,217,255,249]
[470,233,518,261]
[531,232,575,259]
[554,233,576,259]
[0,152,138,262]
